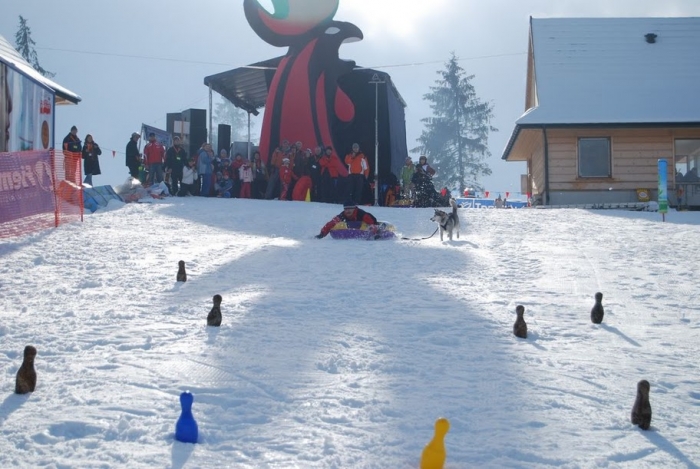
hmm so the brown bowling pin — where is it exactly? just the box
[207,294,222,327]
[15,345,37,394]
[177,260,187,282]
[513,305,527,339]
[631,379,652,430]
[591,292,604,324]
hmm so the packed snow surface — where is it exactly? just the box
[1,199,699,468]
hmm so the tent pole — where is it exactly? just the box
[374,81,379,206]
[248,112,251,160]
[369,73,385,206]
[208,85,213,144]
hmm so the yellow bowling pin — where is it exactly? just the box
[420,417,450,469]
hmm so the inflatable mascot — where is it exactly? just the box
[243,0,362,165]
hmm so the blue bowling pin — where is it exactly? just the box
[175,391,198,443]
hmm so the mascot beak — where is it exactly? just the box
[325,21,364,44]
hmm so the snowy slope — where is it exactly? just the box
[1,199,699,468]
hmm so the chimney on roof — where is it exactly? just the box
[645,33,658,44]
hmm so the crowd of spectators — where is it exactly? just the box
[123,133,448,207]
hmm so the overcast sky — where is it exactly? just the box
[2,0,700,193]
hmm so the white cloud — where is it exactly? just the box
[338,0,450,42]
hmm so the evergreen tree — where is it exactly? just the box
[15,16,55,78]
[414,52,495,193]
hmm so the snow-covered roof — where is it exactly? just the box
[518,17,700,126]
[0,33,80,105]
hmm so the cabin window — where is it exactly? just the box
[674,139,700,182]
[578,138,611,178]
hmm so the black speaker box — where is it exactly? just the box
[189,127,208,157]
[217,124,231,156]
[183,109,206,130]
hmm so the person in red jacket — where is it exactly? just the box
[315,199,378,238]
[279,157,297,200]
[143,132,166,186]
[319,146,347,203]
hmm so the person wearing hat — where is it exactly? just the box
[164,136,187,195]
[400,156,414,199]
[125,132,142,179]
[412,155,439,207]
[62,125,81,184]
[62,125,81,153]
[315,199,378,239]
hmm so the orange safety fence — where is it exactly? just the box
[0,149,83,238]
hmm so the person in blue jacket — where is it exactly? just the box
[215,171,234,198]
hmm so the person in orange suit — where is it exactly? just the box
[344,142,369,205]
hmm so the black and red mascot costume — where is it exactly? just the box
[244,0,361,168]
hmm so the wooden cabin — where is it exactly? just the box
[502,17,700,208]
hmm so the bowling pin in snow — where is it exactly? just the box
[513,305,527,339]
[175,391,198,443]
[591,292,604,324]
[420,417,450,469]
[176,260,187,282]
[631,380,652,430]
[15,345,37,394]
[207,294,222,327]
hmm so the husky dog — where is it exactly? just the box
[430,198,460,241]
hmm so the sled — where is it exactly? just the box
[391,199,413,208]
[328,221,397,240]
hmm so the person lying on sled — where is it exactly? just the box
[315,200,378,239]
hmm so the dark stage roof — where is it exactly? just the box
[203,58,406,115]
[203,57,282,115]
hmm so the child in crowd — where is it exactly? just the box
[216,171,234,198]
[279,157,297,200]
[214,149,227,174]
[239,160,254,198]
[231,153,244,199]
[221,157,232,179]
[179,157,198,196]
[252,151,268,199]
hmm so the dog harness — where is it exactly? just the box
[440,214,454,231]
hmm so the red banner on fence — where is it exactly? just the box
[0,150,55,223]
[0,150,82,238]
